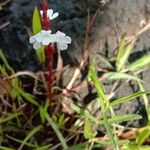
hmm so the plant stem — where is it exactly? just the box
[45,45,54,112]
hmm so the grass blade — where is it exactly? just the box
[6,134,37,148]
[88,63,118,150]
[0,112,22,124]
[17,88,39,106]
[0,146,15,150]
[35,144,52,150]
[84,118,95,139]
[45,112,68,149]
[95,54,113,69]
[117,43,133,71]
[110,91,149,106]
[104,114,142,124]
[103,72,141,81]
[116,37,126,70]
[127,55,150,71]
[18,125,43,150]
[136,127,150,146]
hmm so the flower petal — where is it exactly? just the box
[41,30,52,34]
[35,33,43,42]
[29,36,36,43]
[40,10,43,17]
[33,41,41,49]
[47,9,53,18]
[57,42,68,50]
[65,36,71,44]
[56,31,66,36]
[42,38,50,45]
[50,12,59,20]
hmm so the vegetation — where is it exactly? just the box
[0,1,150,150]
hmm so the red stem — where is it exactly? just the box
[45,45,55,112]
[41,0,54,112]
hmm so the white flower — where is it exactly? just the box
[29,34,41,49]
[37,30,55,45]
[55,31,71,50]
[29,30,55,49]
[29,30,71,50]
[40,9,59,20]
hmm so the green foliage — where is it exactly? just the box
[88,63,118,150]
[84,118,95,139]
[136,127,150,146]
[0,22,150,150]
[32,7,42,35]
[18,125,43,150]
[45,112,68,149]
[127,55,150,71]
[32,7,45,64]
[110,91,150,106]
[39,103,68,149]
[103,72,141,81]
[0,112,22,124]
[116,41,133,71]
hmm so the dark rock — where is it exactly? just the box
[0,0,99,70]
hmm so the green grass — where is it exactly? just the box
[0,6,150,150]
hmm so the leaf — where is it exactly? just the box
[35,45,45,64]
[95,54,113,69]
[67,143,87,150]
[32,7,45,64]
[0,112,22,124]
[136,127,150,146]
[58,114,65,128]
[17,88,39,106]
[0,49,14,73]
[88,63,118,149]
[110,91,149,106]
[18,125,43,150]
[45,112,68,149]
[127,55,150,71]
[39,99,49,123]
[0,79,12,95]
[32,6,42,34]
[95,140,129,147]
[6,135,36,148]
[0,146,15,150]
[116,37,126,70]
[105,114,142,124]
[84,118,95,139]
[103,72,141,81]
[117,43,133,71]
[35,144,52,150]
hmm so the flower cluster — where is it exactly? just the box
[29,9,71,50]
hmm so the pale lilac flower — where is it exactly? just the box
[29,30,71,50]
[40,9,59,20]
[37,30,54,45]
[29,34,41,49]
[55,31,71,50]
[30,30,54,49]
